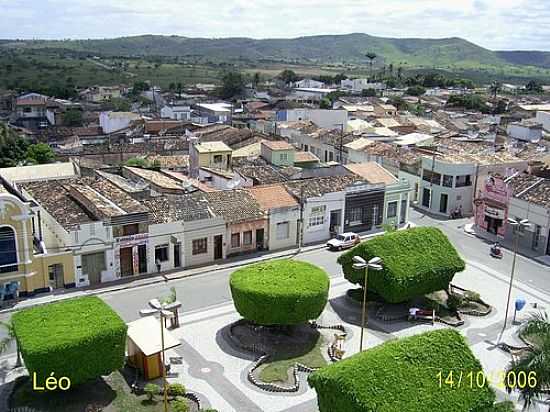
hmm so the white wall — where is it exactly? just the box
[183,217,226,267]
[303,191,345,245]
[507,123,543,142]
[536,111,550,132]
[267,207,299,251]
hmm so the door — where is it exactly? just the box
[214,235,223,260]
[174,243,181,268]
[48,264,64,289]
[330,210,341,233]
[120,247,134,277]
[422,188,431,208]
[82,252,106,285]
[256,229,265,250]
[440,193,448,214]
[138,244,147,274]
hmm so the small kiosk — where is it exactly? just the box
[126,316,181,380]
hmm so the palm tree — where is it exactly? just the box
[365,52,377,79]
[0,320,21,368]
[505,312,550,409]
[489,81,502,101]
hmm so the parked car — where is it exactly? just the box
[326,232,361,251]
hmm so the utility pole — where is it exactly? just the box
[298,185,305,252]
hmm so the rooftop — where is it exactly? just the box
[194,141,232,153]
[294,151,320,163]
[124,167,184,191]
[234,165,288,185]
[0,162,79,183]
[284,175,359,199]
[196,102,232,112]
[261,140,294,151]
[344,162,398,185]
[517,179,550,209]
[246,184,298,210]
[204,190,265,223]
[143,194,213,224]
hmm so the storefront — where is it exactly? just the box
[114,233,148,277]
[474,175,511,238]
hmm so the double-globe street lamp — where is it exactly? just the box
[498,217,530,343]
[352,256,383,352]
[139,298,177,412]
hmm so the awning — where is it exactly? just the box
[127,316,181,356]
[484,206,505,220]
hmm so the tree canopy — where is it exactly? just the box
[220,71,245,99]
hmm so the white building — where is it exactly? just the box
[535,111,550,132]
[293,79,326,89]
[289,88,336,102]
[507,120,543,143]
[276,109,348,129]
[99,111,141,134]
[160,104,191,121]
[341,79,385,93]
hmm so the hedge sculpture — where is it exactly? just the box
[230,259,329,325]
[337,227,465,303]
[308,329,495,412]
[12,296,127,386]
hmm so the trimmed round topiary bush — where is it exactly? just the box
[230,259,330,325]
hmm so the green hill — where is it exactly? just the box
[0,33,541,69]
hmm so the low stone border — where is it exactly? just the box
[183,392,202,409]
[450,284,492,317]
[226,319,345,393]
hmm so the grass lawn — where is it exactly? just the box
[258,335,326,383]
[10,370,195,412]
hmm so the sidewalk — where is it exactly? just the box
[0,227,403,314]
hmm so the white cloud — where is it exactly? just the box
[0,0,548,50]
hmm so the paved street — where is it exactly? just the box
[1,216,549,411]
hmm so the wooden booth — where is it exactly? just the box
[126,316,181,380]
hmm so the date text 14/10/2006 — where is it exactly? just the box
[436,370,537,390]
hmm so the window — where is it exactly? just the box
[422,169,441,185]
[311,205,326,215]
[213,154,223,163]
[243,231,252,245]
[442,175,454,187]
[455,175,472,188]
[329,151,334,162]
[280,153,288,162]
[23,107,32,113]
[309,215,324,227]
[122,224,139,236]
[400,199,407,224]
[387,201,398,218]
[231,233,241,248]
[155,244,169,262]
[192,238,207,255]
[276,222,290,240]
[0,226,18,273]
[349,207,362,225]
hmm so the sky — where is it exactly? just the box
[1,0,549,51]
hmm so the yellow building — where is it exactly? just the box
[0,182,75,298]
[189,141,233,178]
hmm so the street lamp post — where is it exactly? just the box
[352,256,383,352]
[140,299,176,412]
[498,217,530,343]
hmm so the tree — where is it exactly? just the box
[319,98,332,109]
[253,72,261,89]
[397,66,403,80]
[505,312,550,409]
[489,81,502,100]
[63,109,83,127]
[278,69,298,85]
[0,320,22,367]
[144,383,160,401]
[0,123,28,167]
[26,143,55,165]
[406,86,426,97]
[389,96,409,111]
[361,88,377,97]
[525,80,543,93]
[176,82,183,98]
[220,71,245,99]
[168,82,176,92]
[365,52,377,78]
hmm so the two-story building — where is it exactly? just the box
[189,141,233,178]
[260,140,295,167]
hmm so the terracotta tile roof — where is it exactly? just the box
[294,151,319,163]
[246,184,298,210]
[344,162,398,185]
[72,126,104,137]
[144,120,186,134]
[123,167,184,191]
[284,175,359,199]
[234,165,288,185]
[203,189,265,223]
[262,140,294,151]
[143,194,213,224]
[517,179,550,209]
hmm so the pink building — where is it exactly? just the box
[474,174,512,236]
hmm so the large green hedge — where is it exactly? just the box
[12,296,127,387]
[337,227,465,303]
[230,259,329,325]
[308,329,495,412]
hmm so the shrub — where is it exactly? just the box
[447,294,464,312]
[230,260,330,325]
[144,383,160,401]
[168,383,186,397]
[172,398,190,412]
[12,296,127,387]
[308,329,495,412]
[337,227,465,303]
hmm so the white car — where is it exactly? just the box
[326,232,361,251]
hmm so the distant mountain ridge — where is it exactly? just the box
[1,33,549,69]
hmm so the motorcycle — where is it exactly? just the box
[490,244,503,259]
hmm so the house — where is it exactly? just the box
[193,102,232,123]
[99,111,141,134]
[394,132,434,148]
[344,162,411,228]
[276,109,348,129]
[198,167,252,191]
[189,141,233,178]
[535,111,550,132]
[0,179,76,297]
[289,88,337,103]
[160,104,191,121]
[45,99,83,126]
[293,79,326,89]
[341,79,385,93]
[14,93,49,129]
[246,184,300,251]
[507,120,543,143]
[344,139,401,174]
[260,140,295,167]
[294,151,320,168]
[143,194,226,267]
[80,86,123,102]
[374,103,397,117]
[203,190,268,257]
[122,166,192,195]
